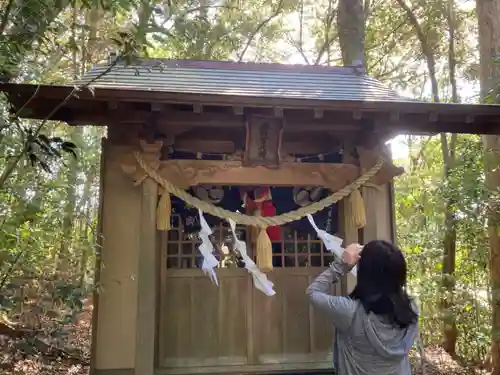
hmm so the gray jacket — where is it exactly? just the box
[306,260,418,375]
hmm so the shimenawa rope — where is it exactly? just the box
[133,152,384,228]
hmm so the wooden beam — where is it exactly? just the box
[14,91,500,135]
[7,83,500,116]
[181,141,334,156]
[281,140,336,155]
[161,160,357,188]
[103,110,367,132]
[174,139,236,154]
[170,126,337,155]
[124,157,403,190]
[108,122,196,145]
[170,137,334,155]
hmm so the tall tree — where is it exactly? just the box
[396,0,459,356]
[476,1,500,373]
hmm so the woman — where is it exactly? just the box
[306,240,418,375]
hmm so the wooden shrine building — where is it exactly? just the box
[2,58,500,375]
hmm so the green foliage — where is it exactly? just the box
[395,135,490,363]
[25,133,78,173]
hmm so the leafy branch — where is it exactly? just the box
[0,39,134,190]
[237,0,285,62]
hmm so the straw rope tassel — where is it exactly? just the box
[246,195,273,272]
[346,189,366,229]
[256,226,273,272]
[157,190,172,230]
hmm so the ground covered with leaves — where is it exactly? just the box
[410,346,490,375]
[0,299,488,375]
[0,297,91,375]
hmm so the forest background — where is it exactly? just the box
[1,0,500,374]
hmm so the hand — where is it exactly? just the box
[343,243,362,266]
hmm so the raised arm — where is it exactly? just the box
[306,244,361,331]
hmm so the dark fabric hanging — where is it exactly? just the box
[272,151,342,235]
[271,187,339,235]
[171,186,242,233]
[169,151,243,232]
[168,150,341,235]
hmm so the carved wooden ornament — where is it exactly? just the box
[357,147,404,185]
[121,142,403,193]
[243,115,283,168]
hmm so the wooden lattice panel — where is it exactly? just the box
[161,214,335,269]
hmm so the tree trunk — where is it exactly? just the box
[337,0,365,65]
[440,0,459,357]
[476,1,500,373]
[441,192,458,356]
[77,167,95,288]
[57,4,81,273]
[136,0,153,47]
[396,0,458,356]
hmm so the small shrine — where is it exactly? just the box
[2,58,500,375]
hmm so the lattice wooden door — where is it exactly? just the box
[157,215,342,374]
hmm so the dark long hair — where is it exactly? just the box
[349,240,418,328]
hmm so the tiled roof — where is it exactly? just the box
[74,59,415,103]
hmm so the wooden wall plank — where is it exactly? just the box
[160,274,248,368]
[160,278,192,364]
[191,278,219,359]
[218,276,248,360]
[282,274,310,355]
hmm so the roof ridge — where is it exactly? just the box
[97,57,366,76]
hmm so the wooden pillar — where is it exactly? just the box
[339,201,359,295]
[340,143,359,295]
[94,141,142,373]
[92,137,162,375]
[362,144,395,243]
[362,184,393,242]
[134,177,158,375]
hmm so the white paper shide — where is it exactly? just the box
[307,214,357,276]
[228,219,276,296]
[197,209,220,285]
